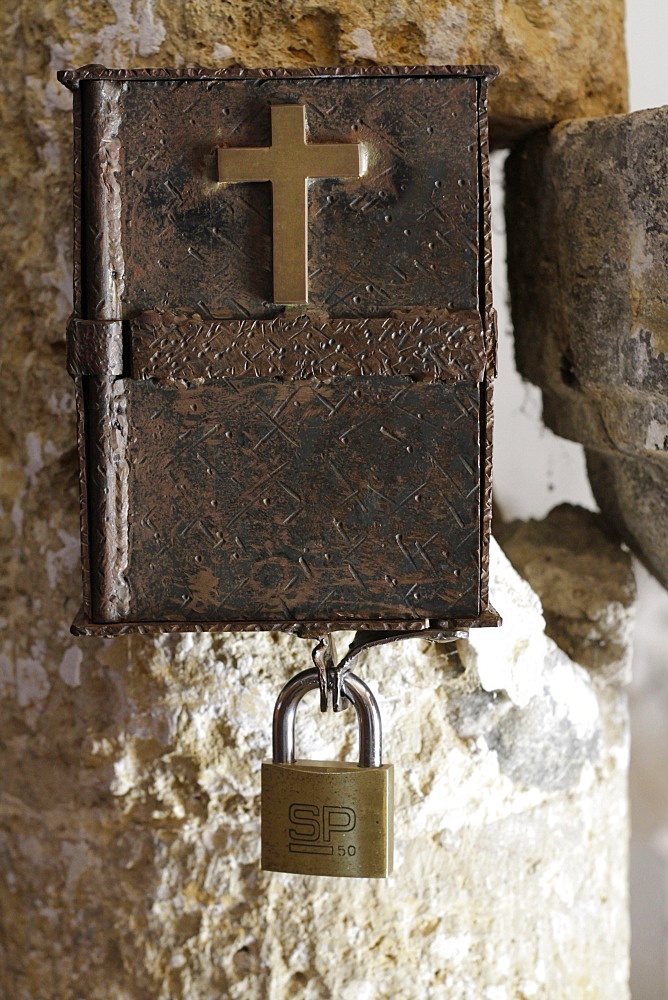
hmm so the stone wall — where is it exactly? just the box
[0,1,633,997]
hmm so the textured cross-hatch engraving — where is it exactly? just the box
[125,378,481,622]
[130,310,486,384]
[71,72,495,632]
[117,76,480,320]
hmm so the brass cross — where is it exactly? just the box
[217,104,365,305]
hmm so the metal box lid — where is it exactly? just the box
[59,65,499,640]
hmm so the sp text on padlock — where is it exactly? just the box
[288,803,356,855]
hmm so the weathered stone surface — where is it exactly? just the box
[1,3,633,998]
[175,0,629,144]
[5,0,627,149]
[585,449,668,590]
[505,108,668,586]
[497,504,636,684]
[1,540,631,999]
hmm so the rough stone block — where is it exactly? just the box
[505,108,668,586]
[0,542,631,998]
[497,504,636,684]
[177,0,629,144]
[5,0,627,148]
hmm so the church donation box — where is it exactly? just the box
[59,65,499,639]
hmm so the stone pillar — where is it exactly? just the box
[505,108,668,589]
[1,2,632,997]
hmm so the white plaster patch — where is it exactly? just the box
[646,419,668,452]
[102,0,134,58]
[152,772,186,819]
[484,987,507,1000]
[212,43,233,61]
[340,982,375,1000]
[16,657,51,709]
[46,530,80,588]
[44,69,73,115]
[460,543,601,756]
[174,631,199,658]
[47,39,77,72]
[47,389,76,418]
[422,10,470,62]
[59,647,82,688]
[111,751,138,797]
[459,539,549,707]
[188,702,222,744]
[544,643,600,737]
[56,0,169,63]
[25,432,43,487]
[518,979,541,998]
[428,932,472,965]
[349,28,378,61]
[136,0,167,57]
[24,69,68,174]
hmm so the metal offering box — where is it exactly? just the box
[59,64,499,640]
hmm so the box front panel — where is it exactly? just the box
[126,377,481,622]
[117,76,479,318]
[74,69,491,628]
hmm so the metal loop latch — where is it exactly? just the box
[272,666,382,768]
[312,634,349,713]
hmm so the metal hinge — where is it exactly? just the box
[66,316,124,377]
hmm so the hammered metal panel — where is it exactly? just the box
[60,66,498,88]
[125,378,481,622]
[67,318,124,376]
[117,76,479,319]
[130,310,486,383]
[63,66,496,634]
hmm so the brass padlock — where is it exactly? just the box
[261,666,394,878]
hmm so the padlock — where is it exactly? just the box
[261,666,394,878]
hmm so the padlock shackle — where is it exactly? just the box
[272,666,382,768]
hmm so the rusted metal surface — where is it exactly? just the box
[60,65,498,635]
[69,85,92,619]
[477,83,495,610]
[124,377,482,622]
[70,606,500,638]
[73,378,92,618]
[130,311,486,383]
[66,318,123,376]
[59,65,499,89]
[80,80,130,622]
[101,74,485,322]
